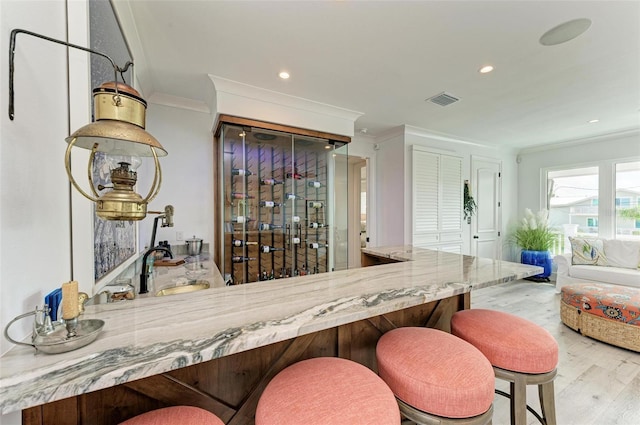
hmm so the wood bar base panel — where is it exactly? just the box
[23,295,465,425]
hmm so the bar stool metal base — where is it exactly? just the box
[493,367,557,425]
[398,398,493,425]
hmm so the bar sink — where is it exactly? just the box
[156,281,210,296]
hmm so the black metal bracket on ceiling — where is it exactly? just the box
[8,28,134,120]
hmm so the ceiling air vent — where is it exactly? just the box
[426,92,460,107]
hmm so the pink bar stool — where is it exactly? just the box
[376,327,494,425]
[451,309,558,425]
[119,406,224,425]
[256,357,401,424]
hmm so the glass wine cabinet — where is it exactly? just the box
[215,117,350,285]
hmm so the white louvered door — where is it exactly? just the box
[412,147,462,252]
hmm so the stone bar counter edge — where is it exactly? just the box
[0,247,542,415]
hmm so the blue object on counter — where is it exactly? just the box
[45,288,62,321]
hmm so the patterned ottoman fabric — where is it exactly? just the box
[561,283,640,326]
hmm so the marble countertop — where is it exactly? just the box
[0,247,542,414]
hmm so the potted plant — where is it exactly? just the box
[512,208,558,281]
[463,180,476,223]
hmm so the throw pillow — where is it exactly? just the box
[603,239,640,270]
[570,237,608,266]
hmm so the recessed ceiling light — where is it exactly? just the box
[324,145,331,150]
[279,71,290,79]
[479,65,494,74]
[539,18,592,46]
[588,119,599,124]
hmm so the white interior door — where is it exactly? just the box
[348,158,367,268]
[471,157,502,259]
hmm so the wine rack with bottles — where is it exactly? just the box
[215,118,349,285]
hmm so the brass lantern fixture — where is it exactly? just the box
[9,29,167,221]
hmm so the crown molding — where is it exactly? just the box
[148,92,211,114]
[208,75,363,137]
[403,125,496,149]
[518,127,640,155]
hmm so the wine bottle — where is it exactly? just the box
[308,181,321,188]
[308,201,323,208]
[260,178,283,185]
[232,239,258,247]
[291,216,301,223]
[261,245,285,253]
[285,193,305,201]
[308,242,328,249]
[259,223,284,231]
[231,216,252,224]
[286,172,303,180]
[308,222,327,229]
[232,256,256,263]
[231,168,253,176]
[259,200,282,208]
[291,237,301,244]
[231,192,255,200]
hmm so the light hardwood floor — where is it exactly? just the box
[470,280,640,425]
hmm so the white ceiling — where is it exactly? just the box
[116,0,640,151]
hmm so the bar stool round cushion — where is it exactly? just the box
[119,406,224,425]
[376,327,494,419]
[451,309,558,374]
[255,357,400,424]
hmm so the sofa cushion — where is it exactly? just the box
[570,265,640,288]
[603,239,640,270]
[570,237,607,266]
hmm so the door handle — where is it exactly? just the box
[473,235,479,239]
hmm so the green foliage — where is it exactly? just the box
[618,206,640,220]
[463,181,476,219]
[512,209,558,251]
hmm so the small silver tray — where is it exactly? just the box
[32,320,105,354]
[4,311,104,355]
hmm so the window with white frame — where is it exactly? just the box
[615,161,640,240]
[547,166,599,241]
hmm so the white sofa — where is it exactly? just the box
[555,237,640,292]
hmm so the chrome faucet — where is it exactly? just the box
[140,247,173,294]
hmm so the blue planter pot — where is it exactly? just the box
[520,250,552,278]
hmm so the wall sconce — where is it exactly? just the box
[9,29,168,221]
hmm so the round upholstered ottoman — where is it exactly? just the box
[118,406,224,425]
[451,309,558,425]
[561,283,640,352]
[376,327,494,424]
[256,357,400,424]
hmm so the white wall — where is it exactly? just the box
[517,130,640,239]
[0,3,92,424]
[374,128,406,246]
[141,103,215,253]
